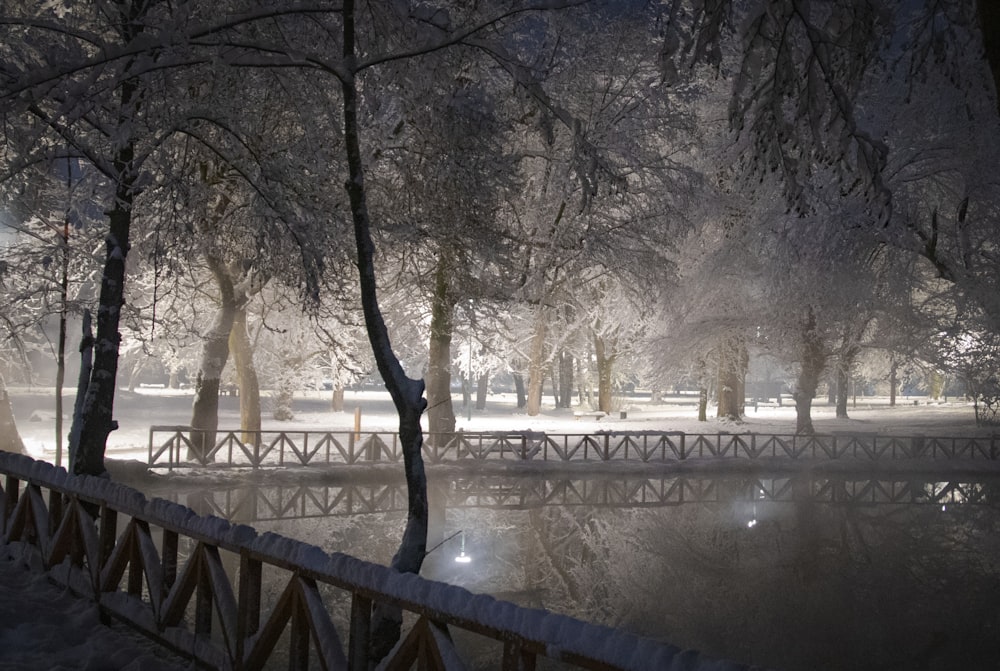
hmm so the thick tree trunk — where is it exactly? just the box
[332,383,345,412]
[476,374,488,410]
[558,350,574,409]
[793,309,825,435]
[229,306,261,446]
[594,333,616,413]
[716,337,743,421]
[425,252,456,442]
[342,4,428,661]
[189,255,236,460]
[525,308,550,416]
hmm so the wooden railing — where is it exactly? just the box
[0,452,750,671]
[149,426,1000,469]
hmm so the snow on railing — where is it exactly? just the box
[149,426,1000,469]
[0,452,754,671]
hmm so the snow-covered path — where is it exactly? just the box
[0,548,186,670]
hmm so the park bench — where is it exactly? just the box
[573,410,607,420]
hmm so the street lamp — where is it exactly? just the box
[425,529,472,564]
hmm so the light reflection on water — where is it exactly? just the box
[134,470,1000,670]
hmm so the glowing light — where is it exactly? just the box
[747,519,757,528]
[455,552,471,563]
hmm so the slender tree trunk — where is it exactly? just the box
[55,219,69,467]
[71,6,148,477]
[189,255,236,460]
[342,3,428,661]
[889,360,898,407]
[525,307,550,416]
[229,306,261,446]
[332,383,345,412]
[835,349,856,419]
[73,141,134,477]
[793,309,825,435]
[425,251,456,442]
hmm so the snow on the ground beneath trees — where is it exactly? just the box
[8,386,993,466]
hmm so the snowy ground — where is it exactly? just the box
[0,546,187,670]
[7,386,993,467]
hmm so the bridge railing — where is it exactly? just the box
[0,452,745,671]
[150,426,1000,469]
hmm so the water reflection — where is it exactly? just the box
[133,471,1000,670]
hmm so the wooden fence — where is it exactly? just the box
[0,452,751,671]
[149,426,1000,469]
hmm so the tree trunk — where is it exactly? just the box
[0,376,26,455]
[425,252,456,443]
[342,4,428,661]
[189,255,236,460]
[716,337,742,421]
[55,220,69,467]
[525,307,550,416]
[73,149,134,476]
[835,347,857,419]
[889,360,898,407]
[229,306,261,446]
[476,374,488,410]
[71,5,149,477]
[978,0,1000,116]
[332,383,345,412]
[793,309,825,435]
[836,363,850,418]
[594,333,616,413]
[558,350,574,409]
[513,372,527,409]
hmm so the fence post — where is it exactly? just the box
[348,593,372,671]
[237,549,263,667]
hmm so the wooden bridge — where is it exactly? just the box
[0,452,753,671]
[149,426,1000,469]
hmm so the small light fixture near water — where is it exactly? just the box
[455,530,472,563]
[941,504,947,512]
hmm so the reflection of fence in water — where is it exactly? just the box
[149,427,1000,469]
[166,476,999,523]
[0,453,702,671]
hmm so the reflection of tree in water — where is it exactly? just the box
[515,480,1000,671]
